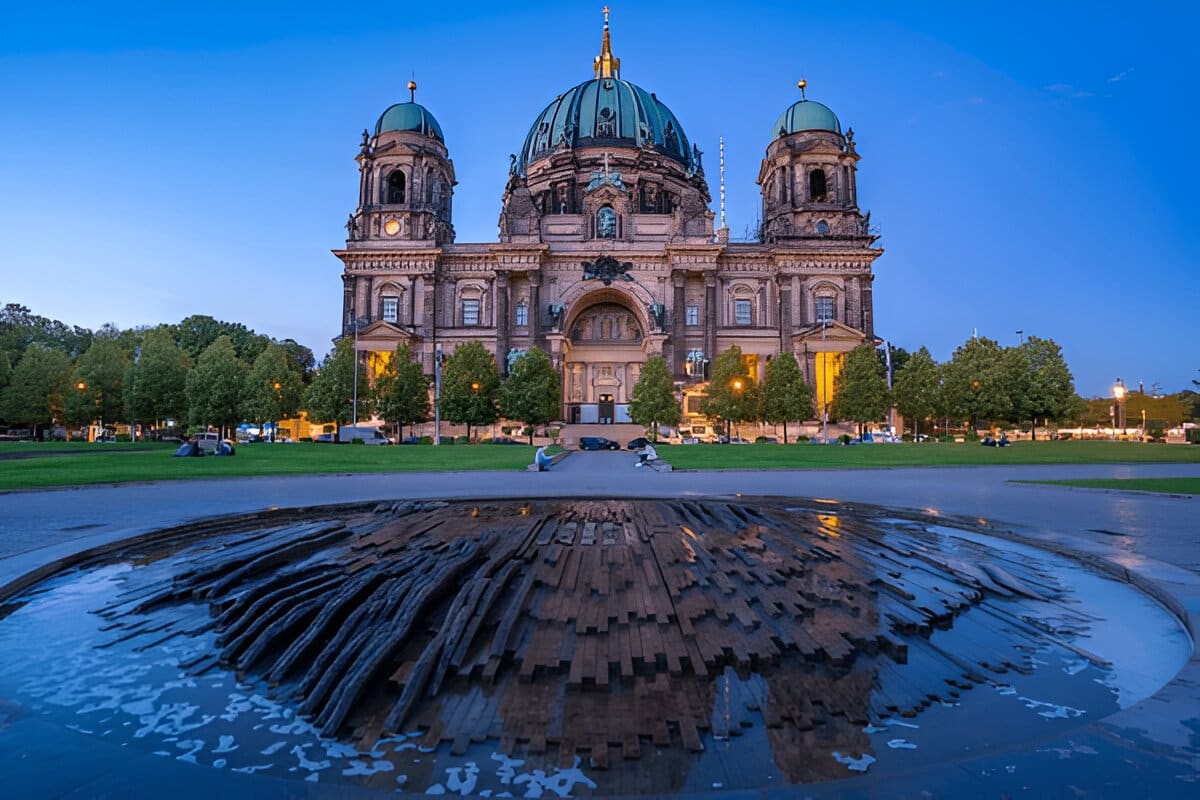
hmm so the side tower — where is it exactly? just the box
[758,80,869,247]
[347,81,456,253]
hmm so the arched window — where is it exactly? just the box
[596,205,617,239]
[809,169,827,202]
[385,170,406,204]
[779,167,788,203]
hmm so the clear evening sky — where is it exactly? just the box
[2,1,1196,398]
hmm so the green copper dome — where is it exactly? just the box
[518,77,693,172]
[375,102,444,142]
[773,99,842,138]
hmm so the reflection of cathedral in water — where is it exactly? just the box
[335,10,882,424]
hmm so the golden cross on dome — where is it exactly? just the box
[594,6,620,78]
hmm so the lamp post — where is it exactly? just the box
[271,382,282,442]
[349,312,369,426]
[730,378,743,443]
[433,344,443,447]
[75,381,87,442]
[1113,377,1127,438]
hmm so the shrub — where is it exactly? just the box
[299,436,313,442]
[938,433,956,443]
[419,435,433,444]
[796,435,810,443]
[901,433,913,442]
[838,434,852,445]
[1187,429,1200,444]
[455,435,470,444]
[351,438,364,445]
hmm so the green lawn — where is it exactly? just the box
[1019,477,1200,495]
[0,441,544,490]
[1,439,1197,491]
[659,440,1200,471]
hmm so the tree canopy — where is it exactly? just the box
[940,336,1013,427]
[441,341,500,440]
[374,342,430,442]
[831,343,890,434]
[125,328,191,426]
[500,348,560,444]
[761,351,813,442]
[0,344,73,427]
[627,355,680,440]
[303,338,369,427]
[185,336,248,432]
[71,335,130,426]
[1010,336,1075,438]
[242,343,306,428]
[892,346,941,437]
[700,346,761,438]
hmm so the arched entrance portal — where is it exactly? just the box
[561,292,656,425]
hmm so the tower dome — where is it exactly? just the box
[375,81,445,141]
[516,10,693,172]
[772,80,841,138]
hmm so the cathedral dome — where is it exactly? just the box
[772,89,842,139]
[518,77,692,171]
[375,94,444,142]
[516,11,693,173]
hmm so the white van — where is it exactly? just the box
[337,425,391,445]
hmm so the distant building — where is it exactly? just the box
[335,11,882,429]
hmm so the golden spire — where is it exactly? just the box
[408,79,417,103]
[798,78,807,101]
[593,6,621,79]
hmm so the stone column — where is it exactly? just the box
[847,276,861,332]
[671,272,686,377]
[495,272,510,375]
[795,277,807,327]
[421,275,436,339]
[704,274,717,368]
[528,272,542,351]
[342,274,355,335]
[355,276,370,324]
[861,276,874,338]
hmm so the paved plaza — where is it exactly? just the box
[0,455,1197,798]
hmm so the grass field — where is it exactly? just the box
[658,440,1200,471]
[1,439,1197,491]
[0,441,544,490]
[1019,477,1200,495]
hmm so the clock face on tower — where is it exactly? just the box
[384,219,401,236]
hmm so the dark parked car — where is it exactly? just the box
[579,436,620,451]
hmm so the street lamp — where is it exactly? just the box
[1112,377,1127,437]
[729,378,744,443]
[348,311,369,426]
[433,344,443,447]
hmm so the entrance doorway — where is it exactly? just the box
[598,394,615,424]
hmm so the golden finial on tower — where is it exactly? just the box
[408,79,417,103]
[593,6,621,79]
[798,78,807,101]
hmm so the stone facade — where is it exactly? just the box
[334,16,882,431]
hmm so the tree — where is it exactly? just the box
[0,303,92,363]
[892,346,941,438]
[277,338,316,383]
[175,314,270,363]
[126,328,192,428]
[242,343,305,434]
[700,346,760,440]
[0,352,11,410]
[831,343,890,437]
[441,341,500,441]
[761,351,813,443]
[0,344,73,428]
[71,336,130,427]
[374,342,429,443]
[628,355,680,441]
[500,348,560,445]
[303,338,369,428]
[1011,336,1074,440]
[940,336,1013,429]
[185,335,248,434]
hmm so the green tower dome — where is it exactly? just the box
[772,82,842,138]
[375,83,444,142]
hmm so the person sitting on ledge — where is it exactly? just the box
[997,432,1010,447]
[534,445,553,472]
[636,443,659,467]
[981,433,996,447]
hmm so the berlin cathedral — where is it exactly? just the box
[335,10,882,431]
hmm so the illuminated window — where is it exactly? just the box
[686,305,699,326]
[462,298,480,326]
[735,299,752,326]
[515,303,528,327]
[381,296,399,323]
[815,296,835,323]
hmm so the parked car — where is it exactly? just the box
[627,437,667,450]
[579,436,620,451]
[315,433,335,443]
[337,425,391,445]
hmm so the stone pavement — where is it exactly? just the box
[0,456,1198,798]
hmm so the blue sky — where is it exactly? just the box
[1,1,1196,397]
